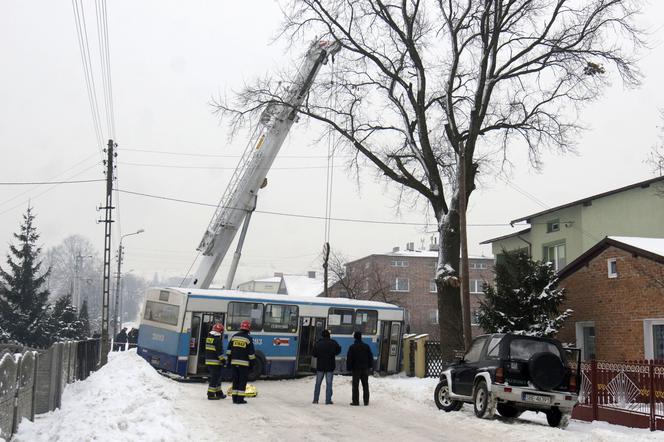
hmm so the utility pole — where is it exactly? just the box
[458,144,472,351]
[322,242,330,297]
[113,229,144,337]
[99,139,116,365]
[113,243,123,338]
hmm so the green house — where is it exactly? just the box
[481,176,664,270]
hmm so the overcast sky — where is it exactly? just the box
[1,1,663,287]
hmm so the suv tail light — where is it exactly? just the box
[496,366,504,384]
[568,372,578,393]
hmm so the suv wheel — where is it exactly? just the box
[434,379,463,412]
[473,380,494,419]
[545,407,570,429]
[496,404,522,419]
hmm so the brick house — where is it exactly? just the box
[556,236,664,361]
[324,244,494,336]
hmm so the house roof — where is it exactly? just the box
[558,236,664,279]
[347,250,493,265]
[252,277,282,283]
[479,228,531,245]
[281,275,324,297]
[510,176,664,224]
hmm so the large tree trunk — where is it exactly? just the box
[436,196,465,361]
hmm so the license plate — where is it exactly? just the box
[523,393,551,404]
[150,357,160,366]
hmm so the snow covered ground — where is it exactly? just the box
[11,350,664,442]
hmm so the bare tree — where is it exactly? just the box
[647,110,664,176]
[328,253,401,304]
[215,0,643,359]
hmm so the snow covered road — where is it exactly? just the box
[12,350,664,441]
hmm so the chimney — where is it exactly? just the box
[274,272,283,278]
[308,271,316,279]
[392,247,400,253]
[406,242,415,251]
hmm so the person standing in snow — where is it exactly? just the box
[346,331,373,406]
[312,329,341,404]
[226,320,256,404]
[205,322,226,400]
[114,327,127,351]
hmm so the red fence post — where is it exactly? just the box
[650,360,656,431]
[591,359,598,422]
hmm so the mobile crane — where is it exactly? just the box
[190,40,340,289]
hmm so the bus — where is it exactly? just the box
[137,287,405,380]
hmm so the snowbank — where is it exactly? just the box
[13,350,194,441]
[12,351,664,441]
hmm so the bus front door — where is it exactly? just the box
[187,312,225,376]
[297,317,326,373]
[378,321,402,373]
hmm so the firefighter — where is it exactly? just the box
[205,322,226,400]
[226,319,256,404]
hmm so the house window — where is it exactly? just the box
[479,263,488,269]
[543,242,566,271]
[390,277,410,292]
[470,279,483,294]
[643,319,664,359]
[471,309,481,325]
[338,290,349,298]
[470,262,477,269]
[430,280,437,293]
[428,309,439,325]
[546,219,560,233]
[391,260,409,267]
[607,258,618,278]
[575,321,596,361]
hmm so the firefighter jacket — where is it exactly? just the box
[226,330,256,367]
[205,330,225,366]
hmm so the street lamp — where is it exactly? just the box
[113,229,144,339]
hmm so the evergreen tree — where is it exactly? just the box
[78,300,91,338]
[478,250,572,337]
[50,293,84,341]
[0,207,52,347]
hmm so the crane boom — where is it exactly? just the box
[190,40,340,289]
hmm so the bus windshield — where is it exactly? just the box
[144,301,179,326]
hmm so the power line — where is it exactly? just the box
[115,188,513,227]
[121,147,351,159]
[0,179,105,186]
[118,161,342,171]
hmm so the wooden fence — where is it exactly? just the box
[0,339,100,440]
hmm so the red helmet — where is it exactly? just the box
[212,323,224,333]
[240,320,251,331]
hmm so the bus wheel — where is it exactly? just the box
[248,356,265,381]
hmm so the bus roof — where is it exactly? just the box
[165,287,403,311]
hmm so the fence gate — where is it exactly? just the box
[425,341,444,378]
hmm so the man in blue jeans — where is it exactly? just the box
[312,329,341,404]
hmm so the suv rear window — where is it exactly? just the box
[509,339,561,361]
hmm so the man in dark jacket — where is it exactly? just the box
[226,320,256,404]
[312,329,341,404]
[347,331,373,406]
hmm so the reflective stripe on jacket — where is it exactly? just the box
[227,331,256,367]
[205,331,225,366]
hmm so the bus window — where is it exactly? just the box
[227,302,264,331]
[263,304,298,333]
[144,301,179,326]
[355,310,378,334]
[328,308,355,335]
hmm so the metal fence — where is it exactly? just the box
[573,359,664,431]
[0,339,100,440]
[424,341,445,378]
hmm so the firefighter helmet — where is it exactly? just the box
[240,320,251,331]
[212,323,224,333]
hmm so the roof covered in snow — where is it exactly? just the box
[386,250,492,260]
[281,275,324,297]
[253,276,282,283]
[608,236,664,258]
[558,236,664,278]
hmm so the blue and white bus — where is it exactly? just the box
[137,287,405,380]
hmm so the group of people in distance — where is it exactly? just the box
[312,329,374,406]
[204,322,374,406]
